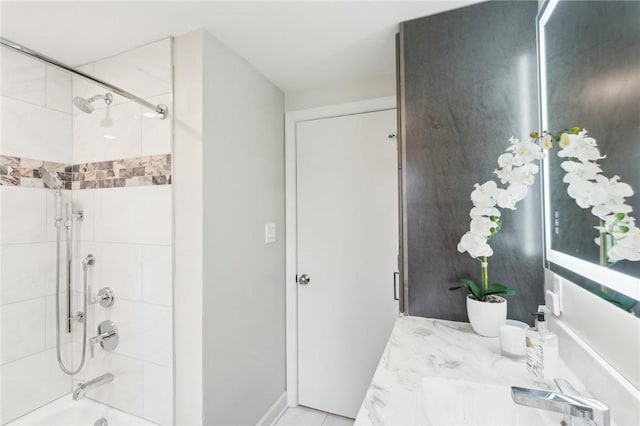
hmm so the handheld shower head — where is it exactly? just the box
[72,92,113,114]
[38,167,63,191]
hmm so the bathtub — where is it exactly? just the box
[7,395,156,426]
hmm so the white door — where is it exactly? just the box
[296,109,400,418]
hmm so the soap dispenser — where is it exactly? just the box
[526,310,558,381]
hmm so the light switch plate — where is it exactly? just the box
[265,223,277,244]
[545,290,561,316]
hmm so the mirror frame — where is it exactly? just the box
[538,0,640,301]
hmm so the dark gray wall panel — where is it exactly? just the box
[401,1,542,322]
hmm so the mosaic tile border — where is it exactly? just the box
[0,154,171,190]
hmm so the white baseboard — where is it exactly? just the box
[256,392,288,426]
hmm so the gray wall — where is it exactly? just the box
[173,29,285,425]
[202,31,286,425]
[400,1,543,322]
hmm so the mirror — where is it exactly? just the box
[538,0,640,311]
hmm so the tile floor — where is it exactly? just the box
[275,406,354,426]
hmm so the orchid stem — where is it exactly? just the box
[480,256,488,293]
[599,219,608,294]
[599,219,607,267]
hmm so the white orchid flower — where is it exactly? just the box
[507,140,544,164]
[493,167,512,184]
[497,153,515,169]
[470,217,496,237]
[595,175,634,199]
[540,134,553,150]
[561,161,601,183]
[496,184,528,210]
[591,203,633,219]
[608,228,640,262]
[509,163,539,186]
[558,133,605,163]
[470,181,498,207]
[457,231,493,258]
[567,179,608,208]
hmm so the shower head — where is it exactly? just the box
[72,92,113,114]
[72,96,94,114]
[38,167,63,191]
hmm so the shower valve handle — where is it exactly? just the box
[90,287,115,307]
[89,321,119,358]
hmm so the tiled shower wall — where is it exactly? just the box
[0,46,74,423]
[1,38,173,425]
[70,39,173,425]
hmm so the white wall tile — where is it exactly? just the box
[0,348,71,423]
[94,185,171,245]
[75,351,144,418]
[69,189,95,242]
[72,64,96,101]
[0,96,72,162]
[88,242,143,302]
[0,186,48,244]
[141,93,172,156]
[0,297,46,364]
[1,242,56,305]
[143,362,173,425]
[91,298,172,367]
[142,245,172,306]
[46,65,72,113]
[94,39,172,103]
[1,47,46,106]
[73,101,142,164]
[60,38,173,425]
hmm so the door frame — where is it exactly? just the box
[285,96,397,408]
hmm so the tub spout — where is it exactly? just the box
[73,373,114,400]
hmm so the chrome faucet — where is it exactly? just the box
[72,373,114,400]
[511,378,610,426]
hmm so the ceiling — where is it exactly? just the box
[0,1,477,93]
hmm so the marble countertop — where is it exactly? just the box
[354,316,586,425]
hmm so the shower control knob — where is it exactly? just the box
[91,287,115,307]
[298,274,311,285]
[90,320,119,358]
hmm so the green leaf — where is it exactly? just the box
[483,282,517,297]
[618,226,630,233]
[452,277,483,300]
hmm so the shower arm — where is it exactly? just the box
[0,37,168,119]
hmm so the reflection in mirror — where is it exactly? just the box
[538,0,640,312]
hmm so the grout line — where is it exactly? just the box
[0,344,71,368]
[0,240,57,246]
[67,340,173,369]
[0,93,73,116]
[0,293,59,308]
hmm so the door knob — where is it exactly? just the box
[298,274,311,285]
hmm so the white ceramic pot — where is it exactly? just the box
[466,294,507,337]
